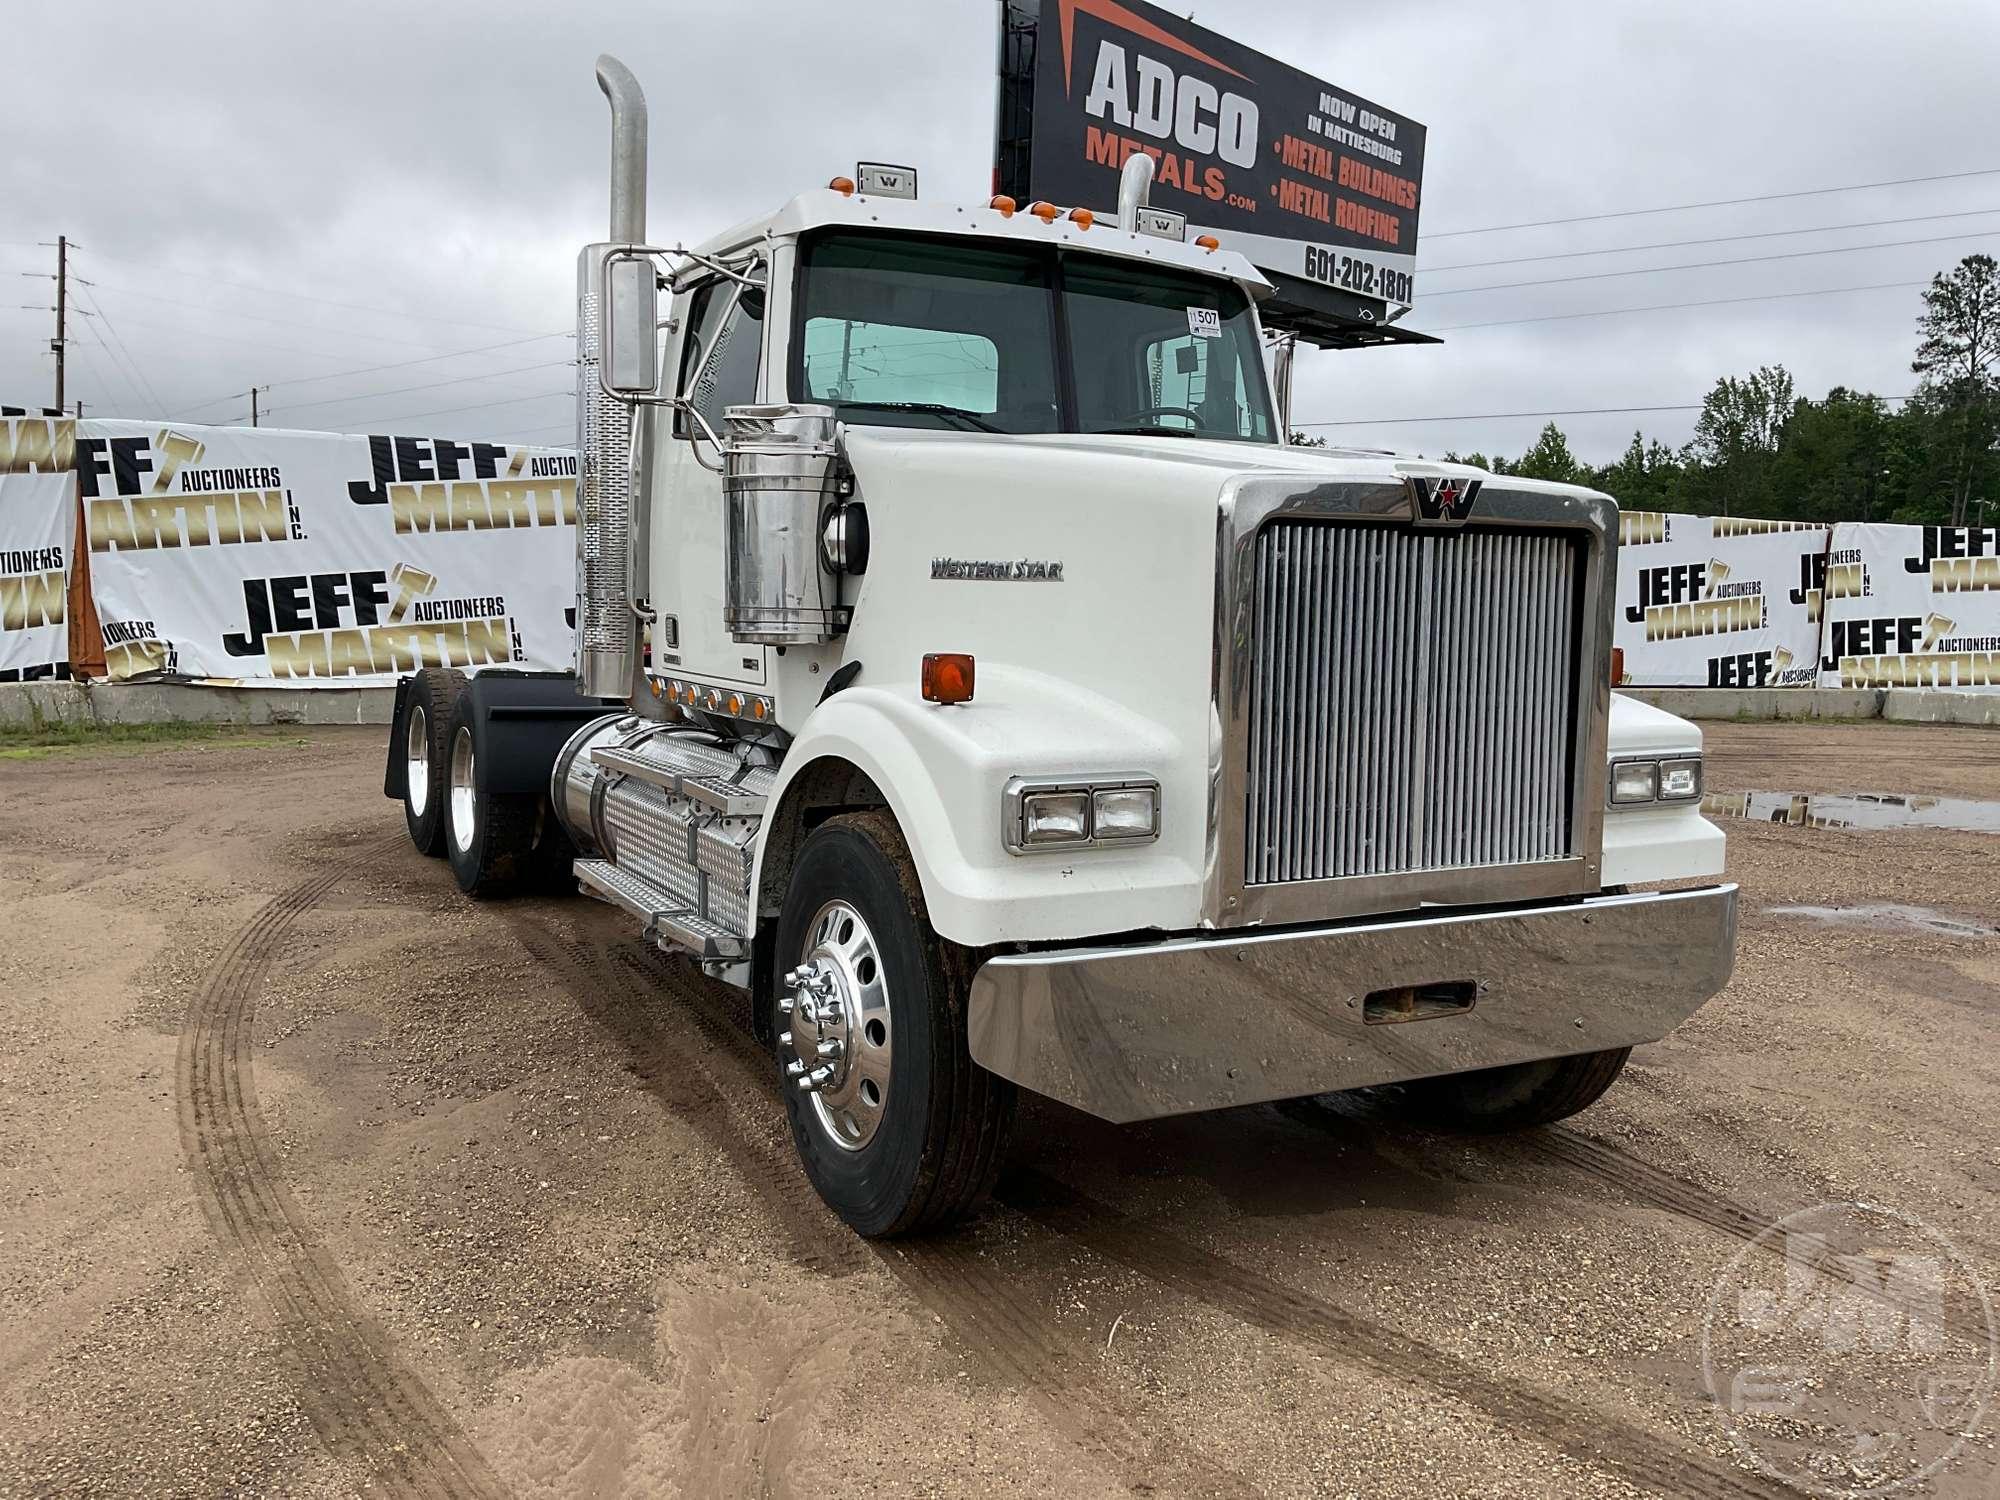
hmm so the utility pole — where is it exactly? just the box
[250,386,267,426]
[51,236,67,414]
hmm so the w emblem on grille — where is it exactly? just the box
[1407,475,1483,526]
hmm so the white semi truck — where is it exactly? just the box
[384,57,1736,1238]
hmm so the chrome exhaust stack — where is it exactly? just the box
[1115,151,1155,232]
[573,54,652,699]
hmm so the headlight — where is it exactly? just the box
[1608,755,1702,806]
[1021,790,1091,845]
[1658,758,1702,801]
[1092,785,1158,839]
[1004,776,1161,852]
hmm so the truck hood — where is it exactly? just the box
[838,426,1606,505]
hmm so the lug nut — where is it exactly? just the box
[785,1058,807,1078]
[806,1064,836,1088]
[816,1038,842,1059]
[778,1030,793,1047]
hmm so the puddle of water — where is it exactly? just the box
[1768,903,1997,939]
[1702,790,2000,834]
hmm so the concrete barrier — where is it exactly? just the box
[0,681,395,728]
[1881,689,2000,728]
[1620,687,1887,721]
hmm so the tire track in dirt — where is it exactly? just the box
[503,904,1262,1498]
[1000,1170,1796,1500]
[1285,1095,1998,1351]
[176,842,507,1500]
[1512,1129,1998,1351]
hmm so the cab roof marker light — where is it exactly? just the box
[827,175,855,197]
[1027,201,1061,223]
[989,194,1017,217]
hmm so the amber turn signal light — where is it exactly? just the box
[921,653,975,705]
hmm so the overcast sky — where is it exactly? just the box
[6,0,1998,463]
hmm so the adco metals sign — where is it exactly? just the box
[997,0,1426,313]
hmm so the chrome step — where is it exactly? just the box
[574,858,679,922]
[656,909,748,961]
[680,774,768,817]
[575,860,749,962]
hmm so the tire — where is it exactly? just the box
[773,809,1015,1238]
[401,668,466,856]
[1383,1047,1632,1133]
[442,694,537,899]
[528,803,580,894]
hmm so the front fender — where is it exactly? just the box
[753,671,1203,947]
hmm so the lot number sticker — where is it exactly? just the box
[1186,307,1221,339]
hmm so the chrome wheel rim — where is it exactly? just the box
[448,726,477,853]
[781,899,892,1151]
[405,703,430,817]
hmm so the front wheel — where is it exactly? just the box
[1379,1048,1632,1132]
[774,810,1014,1238]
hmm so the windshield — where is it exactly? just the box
[792,230,1277,444]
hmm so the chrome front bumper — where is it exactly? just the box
[966,884,1738,1123]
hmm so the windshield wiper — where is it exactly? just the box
[838,400,1001,433]
[1087,424,1209,439]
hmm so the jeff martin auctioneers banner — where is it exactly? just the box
[76,420,578,685]
[0,410,76,682]
[1815,523,2000,690]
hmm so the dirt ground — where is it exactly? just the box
[1,718,1996,1499]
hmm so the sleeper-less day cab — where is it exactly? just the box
[384,58,1736,1237]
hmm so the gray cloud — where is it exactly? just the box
[6,0,1996,459]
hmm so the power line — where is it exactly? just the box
[1424,166,2000,239]
[165,328,576,418]
[1425,277,1926,333]
[1421,229,2000,300]
[73,284,167,412]
[83,277,449,351]
[315,387,572,430]
[1419,205,2000,275]
[265,357,576,419]
[79,249,548,336]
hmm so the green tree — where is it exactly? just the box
[1770,388,1892,523]
[1910,253,2000,525]
[1510,422,1580,483]
[1689,365,1794,516]
[1595,430,1688,513]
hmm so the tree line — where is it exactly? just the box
[1302,254,2000,527]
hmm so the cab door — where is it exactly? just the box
[650,274,768,688]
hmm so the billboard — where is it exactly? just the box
[77,420,578,686]
[997,0,1427,332]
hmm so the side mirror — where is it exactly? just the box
[604,252,659,395]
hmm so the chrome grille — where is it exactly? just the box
[1245,522,1581,886]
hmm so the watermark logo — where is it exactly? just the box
[1702,1201,1997,1496]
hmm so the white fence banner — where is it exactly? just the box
[0,413,75,681]
[1614,512,1827,688]
[1816,523,2000,690]
[77,420,578,685]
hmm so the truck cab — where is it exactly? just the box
[389,57,1736,1238]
